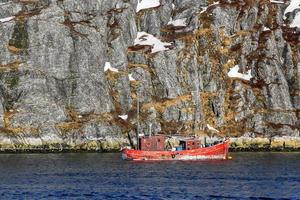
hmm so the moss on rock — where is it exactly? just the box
[8,20,29,54]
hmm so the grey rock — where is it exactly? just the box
[0,0,299,151]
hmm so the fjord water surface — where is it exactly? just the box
[0,152,299,200]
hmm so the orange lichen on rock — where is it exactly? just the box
[0,61,21,72]
[143,94,192,114]
[0,111,39,135]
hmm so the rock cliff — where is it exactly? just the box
[0,0,299,151]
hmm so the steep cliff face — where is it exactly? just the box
[0,0,299,151]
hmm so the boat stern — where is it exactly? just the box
[121,148,128,160]
[121,148,134,160]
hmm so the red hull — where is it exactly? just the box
[122,140,230,161]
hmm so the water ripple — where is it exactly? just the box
[0,152,299,199]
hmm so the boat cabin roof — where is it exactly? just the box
[179,138,201,142]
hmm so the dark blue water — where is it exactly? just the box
[0,152,299,200]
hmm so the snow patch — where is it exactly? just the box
[118,115,128,120]
[104,62,119,72]
[263,26,270,31]
[200,7,208,14]
[167,18,187,27]
[134,32,172,53]
[228,65,252,81]
[172,3,175,9]
[207,124,220,133]
[136,0,160,12]
[270,0,284,4]
[128,73,136,81]
[284,0,300,18]
[0,16,15,23]
[290,12,300,27]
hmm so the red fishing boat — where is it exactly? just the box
[122,94,230,161]
[122,135,230,161]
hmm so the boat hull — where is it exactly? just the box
[122,140,230,161]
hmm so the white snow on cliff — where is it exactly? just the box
[200,7,208,14]
[136,0,160,12]
[263,26,271,31]
[281,0,300,27]
[228,65,252,81]
[104,62,119,72]
[134,32,172,53]
[128,73,136,81]
[207,124,220,133]
[284,0,300,18]
[171,3,175,9]
[118,115,128,120]
[290,12,300,27]
[167,18,187,27]
[270,0,284,4]
[0,16,15,23]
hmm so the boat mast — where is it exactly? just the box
[192,89,201,135]
[192,61,203,136]
[149,123,152,137]
[136,90,140,150]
